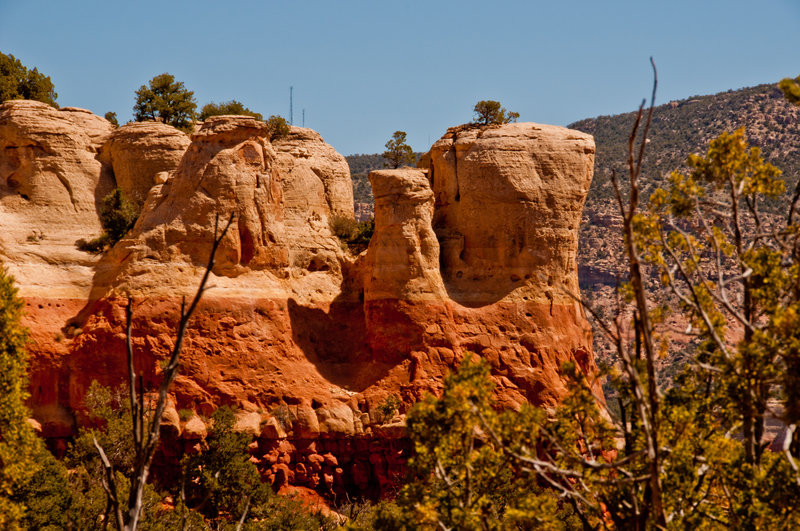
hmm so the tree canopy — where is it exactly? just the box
[199,100,262,121]
[0,52,57,107]
[133,73,197,133]
[780,75,800,105]
[382,130,416,168]
[265,114,290,141]
[472,100,519,126]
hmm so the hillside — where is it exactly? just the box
[571,83,800,290]
[570,83,800,209]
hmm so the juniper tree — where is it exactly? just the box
[0,52,57,107]
[133,73,197,133]
[382,131,415,168]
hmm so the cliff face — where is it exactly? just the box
[1,106,596,497]
[98,121,190,204]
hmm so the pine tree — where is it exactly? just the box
[0,52,58,107]
[133,73,197,133]
[382,131,415,168]
[0,265,49,526]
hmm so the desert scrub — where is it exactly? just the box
[330,215,374,254]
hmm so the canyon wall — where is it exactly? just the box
[0,102,596,497]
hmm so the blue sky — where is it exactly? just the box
[1,0,799,155]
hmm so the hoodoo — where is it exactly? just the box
[0,106,597,496]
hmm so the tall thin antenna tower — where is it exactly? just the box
[302,109,305,127]
[289,86,294,125]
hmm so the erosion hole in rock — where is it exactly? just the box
[238,222,255,266]
[307,256,330,272]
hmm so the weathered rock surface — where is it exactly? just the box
[273,127,351,271]
[429,122,594,307]
[0,101,116,432]
[0,100,114,297]
[274,127,353,218]
[6,110,598,499]
[98,121,189,203]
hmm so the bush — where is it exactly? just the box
[77,188,139,253]
[199,100,262,121]
[105,111,119,127]
[472,100,519,126]
[265,114,290,141]
[376,394,400,423]
[330,215,373,254]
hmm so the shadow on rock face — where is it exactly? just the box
[286,297,395,393]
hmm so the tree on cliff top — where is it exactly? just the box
[382,130,416,168]
[199,100,263,121]
[133,73,197,133]
[472,100,519,126]
[265,114,290,141]
[0,52,58,107]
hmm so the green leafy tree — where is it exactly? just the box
[472,100,519,126]
[0,52,58,107]
[384,356,576,530]
[382,131,416,168]
[184,407,266,520]
[199,100,262,121]
[133,73,197,133]
[265,114,290,141]
[77,188,139,253]
[0,264,41,527]
[106,111,120,127]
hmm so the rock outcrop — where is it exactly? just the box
[3,108,598,499]
[429,122,594,307]
[273,127,352,271]
[98,121,190,203]
[364,168,451,363]
[0,100,115,433]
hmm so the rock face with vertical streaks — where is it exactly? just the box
[2,106,599,499]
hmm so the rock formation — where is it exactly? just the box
[0,100,115,434]
[98,121,190,204]
[1,106,597,498]
[273,126,353,271]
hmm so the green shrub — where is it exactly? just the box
[330,215,374,254]
[265,114,290,141]
[105,111,119,127]
[77,188,139,253]
[376,394,400,423]
[199,100,262,121]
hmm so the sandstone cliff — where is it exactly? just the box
[2,107,597,497]
[98,121,190,204]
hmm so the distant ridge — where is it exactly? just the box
[570,82,800,206]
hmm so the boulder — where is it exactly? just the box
[234,410,262,437]
[182,414,208,440]
[316,404,355,437]
[98,121,189,203]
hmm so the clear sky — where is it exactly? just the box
[1,0,799,155]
